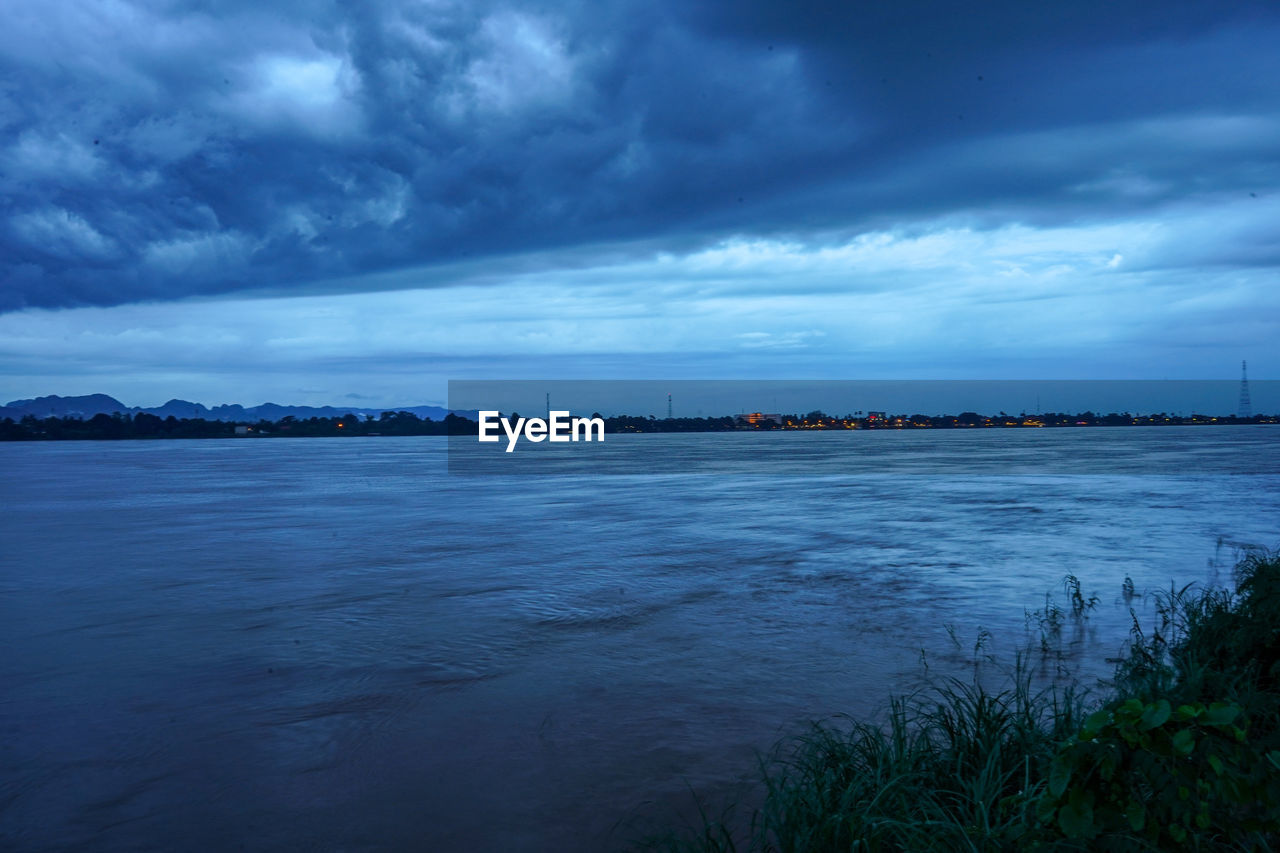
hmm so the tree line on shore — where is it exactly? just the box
[1,408,1273,441]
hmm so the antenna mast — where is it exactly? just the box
[1238,360,1252,419]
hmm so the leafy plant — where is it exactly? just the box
[1121,575,1136,603]
[1026,593,1065,657]
[1063,573,1099,618]
[1039,698,1279,847]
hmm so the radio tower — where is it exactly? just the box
[667,393,672,419]
[1237,361,1252,419]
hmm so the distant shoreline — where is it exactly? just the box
[2,410,1276,441]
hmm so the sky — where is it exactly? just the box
[2,0,1277,408]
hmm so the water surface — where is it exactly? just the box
[2,430,1277,850]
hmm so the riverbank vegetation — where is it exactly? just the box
[641,552,1280,851]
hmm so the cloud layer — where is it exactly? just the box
[4,1,1278,309]
[1,1,1277,400]
[3,203,1276,406]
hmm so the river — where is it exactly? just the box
[1,429,1277,850]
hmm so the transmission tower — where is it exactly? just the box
[1237,361,1252,419]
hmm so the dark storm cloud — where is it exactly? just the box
[2,0,1277,311]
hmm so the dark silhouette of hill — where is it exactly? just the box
[0,394,456,422]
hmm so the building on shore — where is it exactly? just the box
[735,412,783,427]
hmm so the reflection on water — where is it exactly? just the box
[1,431,1277,851]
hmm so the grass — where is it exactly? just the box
[636,552,1280,852]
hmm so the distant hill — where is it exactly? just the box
[1,394,461,422]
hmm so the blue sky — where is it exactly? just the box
[2,0,1277,407]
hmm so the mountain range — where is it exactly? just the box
[1,394,456,422]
